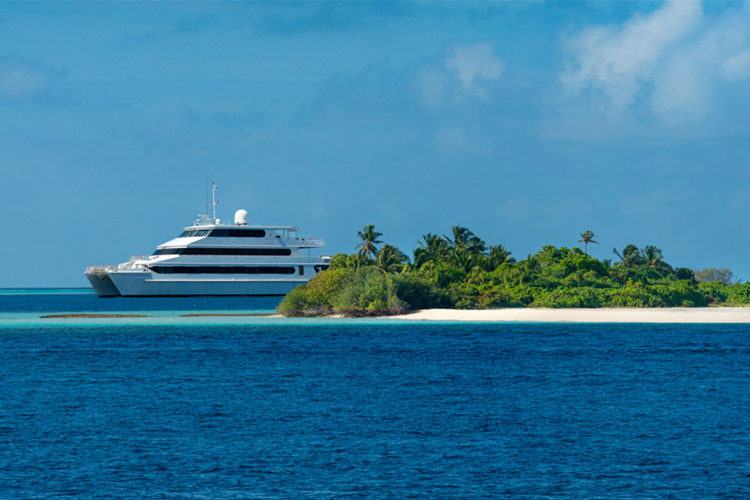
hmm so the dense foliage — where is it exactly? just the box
[279,226,748,316]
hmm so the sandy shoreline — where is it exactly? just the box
[30,308,750,324]
[390,307,750,323]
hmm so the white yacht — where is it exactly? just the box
[85,184,330,297]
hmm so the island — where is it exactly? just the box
[278,225,748,317]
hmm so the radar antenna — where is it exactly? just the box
[211,180,219,223]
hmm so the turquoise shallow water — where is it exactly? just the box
[0,288,414,328]
[0,288,285,328]
[1,290,750,497]
[0,287,283,313]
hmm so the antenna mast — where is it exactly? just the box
[211,180,219,223]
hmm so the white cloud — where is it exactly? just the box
[722,50,750,81]
[560,1,750,125]
[416,43,505,107]
[445,43,504,98]
[562,0,702,111]
[651,48,710,120]
[0,56,62,100]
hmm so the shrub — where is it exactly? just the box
[725,282,750,305]
[418,262,467,288]
[277,268,350,316]
[391,273,448,310]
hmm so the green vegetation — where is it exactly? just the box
[279,226,750,316]
[694,268,735,285]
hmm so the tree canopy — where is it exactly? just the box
[279,226,746,316]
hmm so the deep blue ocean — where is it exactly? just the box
[1,290,749,497]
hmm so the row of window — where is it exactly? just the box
[180,229,267,238]
[149,265,296,275]
[153,247,292,256]
[180,230,212,237]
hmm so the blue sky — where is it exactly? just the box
[3,1,750,286]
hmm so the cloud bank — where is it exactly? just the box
[561,0,750,123]
[562,0,701,112]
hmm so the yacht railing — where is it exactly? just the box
[85,265,116,274]
[116,255,151,271]
[293,237,324,247]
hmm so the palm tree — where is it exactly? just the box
[444,226,486,271]
[642,245,667,271]
[355,225,383,261]
[376,244,409,274]
[444,226,486,255]
[524,255,541,273]
[613,244,643,268]
[486,244,513,270]
[578,230,598,255]
[452,247,474,272]
[413,233,450,268]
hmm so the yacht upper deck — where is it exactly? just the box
[170,225,323,249]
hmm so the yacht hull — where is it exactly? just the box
[85,272,121,297]
[105,271,305,296]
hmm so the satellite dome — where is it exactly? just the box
[234,209,248,225]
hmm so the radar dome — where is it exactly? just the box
[234,209,248,225]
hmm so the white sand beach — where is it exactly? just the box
[392,307,750,323]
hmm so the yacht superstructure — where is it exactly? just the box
[85,184,329,296]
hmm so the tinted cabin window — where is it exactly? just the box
[149,266,295,274]
[153,247,291,256]
[178,229,267,237]
[180,230,211,237]
[208,229,266,238]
